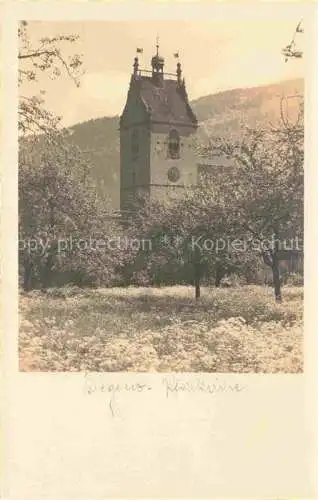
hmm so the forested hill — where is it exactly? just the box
[55,78,304,208]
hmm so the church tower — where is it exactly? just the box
[119,42,198,214]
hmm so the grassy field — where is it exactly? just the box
[19,285,303,373]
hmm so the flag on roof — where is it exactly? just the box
[173,52,179,58]
[136,47,143,53]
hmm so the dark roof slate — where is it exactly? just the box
[139,76,198,126]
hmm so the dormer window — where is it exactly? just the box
[168,129,180,159]
[131,129,139,159]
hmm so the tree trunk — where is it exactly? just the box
[215,263,223,287]
[272,229,282,302]
[262,230,282,302]
[194,267,200,299]
[272,254,282,302]
[41,253,54,289]
[23,257,34,292]
[193,246,201,300]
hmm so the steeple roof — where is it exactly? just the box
[137,76,197,126]
[120,45,198,127]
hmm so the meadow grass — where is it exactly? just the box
[19,285,303,373]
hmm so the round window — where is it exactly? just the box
[167,166,181,183]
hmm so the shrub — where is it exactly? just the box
[283,273,304,287]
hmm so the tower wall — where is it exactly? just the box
[120,123,151,213]
[119,51,199,213]
[149,125,198,193]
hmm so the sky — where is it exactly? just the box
[20,13,305,127]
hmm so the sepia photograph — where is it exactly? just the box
[18,16,304,374]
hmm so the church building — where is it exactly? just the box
[119,43,200,214]
[118,43,302,280]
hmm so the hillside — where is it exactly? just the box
[45,78,305,208]
[193,78,303,137]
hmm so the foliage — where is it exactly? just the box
[201,98,304,300]
[19,285,303,372]
[18,20,83,135]
[283,273,304,287]
[282,20,304,62]
[19,132,122,289]
[122,187,260,294]
[18,22,125,289]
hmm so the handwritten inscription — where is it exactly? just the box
[85,380,152,396]
[162,376,245,397]
[84,373,246,416]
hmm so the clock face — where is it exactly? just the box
[167,166,181,183]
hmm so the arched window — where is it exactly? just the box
[131,129,139,159]
[168,129,180,159]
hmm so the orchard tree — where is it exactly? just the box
[176,181,261,297]
[18,22,124,290]
[124,189,258,299]
[206,100,304,302]
[121,199,186,287]
[18,20,83,135]
[19,132,122,290]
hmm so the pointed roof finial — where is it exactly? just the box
[156,34,159,56]
[151,34,164,78]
